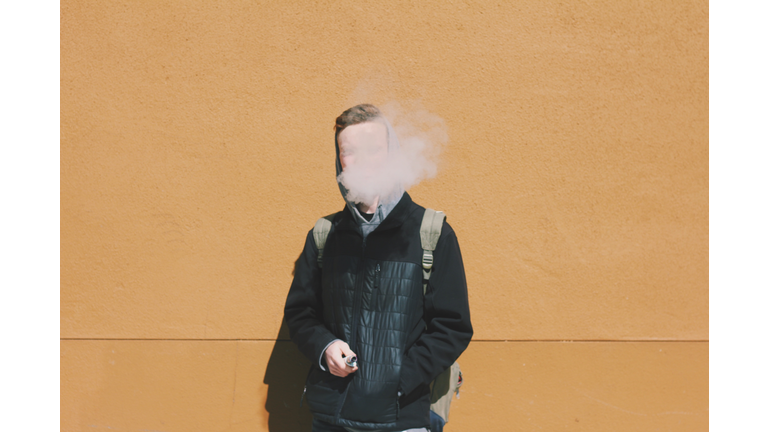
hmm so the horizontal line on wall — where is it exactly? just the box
[470,339,709,342]
[60,338,709,342]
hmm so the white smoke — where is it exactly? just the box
[337,101,448,206]
[338,156,399,206]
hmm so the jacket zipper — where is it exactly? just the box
[348,237,366,350]
[335,236,367,421]
[300,364,314,407]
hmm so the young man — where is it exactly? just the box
[284,104,472,432]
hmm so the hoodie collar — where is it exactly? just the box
[336,192,414,235]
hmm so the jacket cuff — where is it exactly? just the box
[318,339,341,371]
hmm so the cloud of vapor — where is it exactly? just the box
[339,155,399,206]
[337,101,449,206]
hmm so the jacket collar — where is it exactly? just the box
[335,192,415,235]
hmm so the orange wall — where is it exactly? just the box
[61,1,708,431]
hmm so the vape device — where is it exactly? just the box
[344,355,358,368]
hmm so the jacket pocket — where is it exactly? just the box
[304,366,350,416]
[339,364,400,423]
[340,381,399,423]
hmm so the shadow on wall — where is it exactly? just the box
[263,319,313,431]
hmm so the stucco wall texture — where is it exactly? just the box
[61,1,708,431]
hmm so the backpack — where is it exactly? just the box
[312,209,463,425]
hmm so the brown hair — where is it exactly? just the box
[334,104,383,141]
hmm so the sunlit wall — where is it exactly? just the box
[61,1,708,430]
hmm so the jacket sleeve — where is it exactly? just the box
[398,222,473,398]
[283,229,339,369]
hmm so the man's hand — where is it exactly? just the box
[324,340,359,377]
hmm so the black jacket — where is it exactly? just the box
[284,193,473,430]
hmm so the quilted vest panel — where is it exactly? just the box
[306,252,423,427]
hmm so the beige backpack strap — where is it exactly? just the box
[421,209,463,422]
[420,209,445,295]
[313,213,337,268]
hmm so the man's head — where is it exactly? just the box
[334,104,399,207]
[338,121,388,172]
[335,104,389,169]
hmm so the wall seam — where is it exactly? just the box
[60,338,710,342]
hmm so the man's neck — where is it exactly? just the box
[357,196,380,215]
